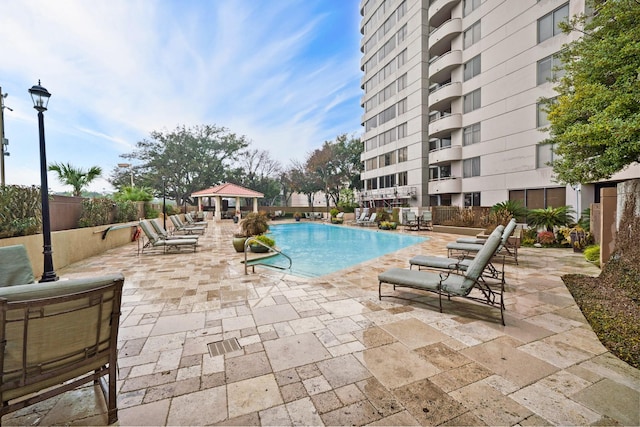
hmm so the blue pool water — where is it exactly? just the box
[252,222,427,278]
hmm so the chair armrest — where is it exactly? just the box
[0,274,124,302]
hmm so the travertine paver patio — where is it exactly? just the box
[3,219,639,426]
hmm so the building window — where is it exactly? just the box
[398,171,408,186]
[379,151,396,167]
[464,20,481,49]
[429,137,451,151]
[398,147,408,162]
[463,0,481,17]
[366,178,378,190]
[429,164,451,180]
[536,143,555,168]
[538,3,569,43]
[463,122,481,145]
[510,187,565,209]
[463,89,481,113]
[365,157,378,171]
[378,105,396,125]
[397,73,407,91]
[537,103,550,127]
[463,55,481,81]
[397,24,407,43]
[397,98,407,115]
[365,137,378,151]
[380,128,396,145]
[397,122,407,139]
[537,53,564,85]
[464,192,481,207]
[463,156,481,177]
[365,116,377,131]
[379,174,396,188]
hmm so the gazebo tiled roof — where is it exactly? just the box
[191,183,264,198]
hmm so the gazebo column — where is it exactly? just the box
[253,198,258,213]
[214,196,222,221]
[235,197,241,218]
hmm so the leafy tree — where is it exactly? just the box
[286,160,322,206]
[541,0,640,185]
[231,149,283,205]
[305,134,363,206]
[48,162,102,197]
[116,124,250,206]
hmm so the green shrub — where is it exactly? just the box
[537,230,556,245]
[584,245,600,265]
[114,200,138,223]
[250,234,275,247]
[78,198,114,227]
[0,185,42,238]
[527,205,575,232]
[144,204,159,219]
[330,208,340,218]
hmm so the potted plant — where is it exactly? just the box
[232,212,269,252]
[293,212,301,222]
[232,233,248,252]
[378,221,391,230]
[249,234,275,253]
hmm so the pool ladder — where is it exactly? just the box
[244,238,292,275]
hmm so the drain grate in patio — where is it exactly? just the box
[207,338,241,357]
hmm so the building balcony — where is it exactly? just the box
[428,82,461,112]
[428,113,462,138]
[428,177,462,194]
[361,186,417,201]
[429,18,462,57]
[428,0,460,28]
[428,50,462,84]
[429,145,462,165]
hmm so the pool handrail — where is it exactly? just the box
[243,237,292,275]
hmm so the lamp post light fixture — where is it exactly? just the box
[29,80,58,282]
[117,162,134,187]
[162,176,167,231]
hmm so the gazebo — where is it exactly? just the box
[191,183,264,221]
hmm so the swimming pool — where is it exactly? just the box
[252,223,427,277]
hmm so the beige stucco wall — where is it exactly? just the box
[0,222,137,280]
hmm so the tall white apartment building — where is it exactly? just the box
[359,0,639,213]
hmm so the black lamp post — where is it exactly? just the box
[162,177,167,231]
[29,80,58,282]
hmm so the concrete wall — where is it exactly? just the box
[600,188,617,265]
[0,222,137,280]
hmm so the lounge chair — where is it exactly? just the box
[139,219,198,254]
[360,212,377,227]
[185,212,208,227]
[379,227,505,324]
[169,215,206,235]
[353,211,369,225]
[419,211,433,230]
[0,245,124,423]
[447,218,519,264]
[404,211,419,231]
[150,218,199,241]
[409,225,506,284]
[332,212,344,224]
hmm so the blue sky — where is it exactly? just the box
[0,0,363,193]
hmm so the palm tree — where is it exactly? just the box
[48,162,102,197]
[527,205,575,232]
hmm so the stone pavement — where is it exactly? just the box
[3,220,639,426]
